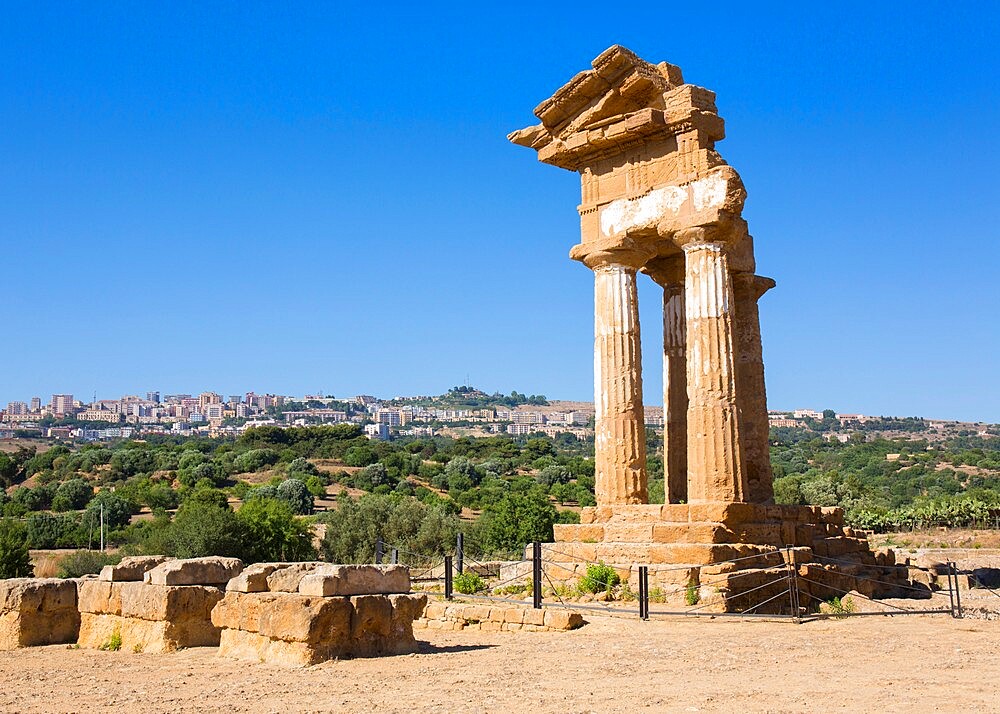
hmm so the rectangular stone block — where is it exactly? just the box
[578,508,597,524]
[729,524,783,547]
[265,562,326,592]
[117,582,222,622]
[77,610,221,652]
[144,557,244,586]
[601,523,654,543]
[0,578,79,649]
[652,523,733,544]
[552,524,605,542]
[659,504,691,523]
[609,504,664,522]
[227,562,285,593]
[542,609,584,630]
[77,579,126,615]
[99,555,172,582]
[687,502,764,525]
[297,565,410,597]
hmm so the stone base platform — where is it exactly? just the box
[547,502,918,613]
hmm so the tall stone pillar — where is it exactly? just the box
[590,257,648,505]
[645,258,687,504]
[680,234,747,503]
[733,273,776,504]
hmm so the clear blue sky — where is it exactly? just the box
[2,3,998,422]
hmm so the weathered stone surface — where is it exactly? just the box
[214,591,426,666]
[78,579,124,615]
[265,562,326,592]
[226,562,285,593]
[298,565,410,597]
[120,583,223,622]
[0,578,79,649]
[99,555,173,582]
[77,611,220,652]
[144,557,244,586]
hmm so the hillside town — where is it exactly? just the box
[2,389,994,445]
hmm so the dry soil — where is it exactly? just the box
[1,613,997,713]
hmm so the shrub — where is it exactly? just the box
[52,478,95,512]
[453,571,486,594]
[685,576,700,606]
[276,478,314,515]
[99,629,122,651]
[579,562,620,594]
[0,518,33,578]
[56,550,121,578]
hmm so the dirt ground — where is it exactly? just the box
[1,613,997,713]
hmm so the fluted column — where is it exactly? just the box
[733,273,776,504]
[592,260,648,505]
[681,238,747,503]
[645,257,687,504]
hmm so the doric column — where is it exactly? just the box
[645,257,687,504]
[733,273,776,504]
[588,254,648,505]
[679,232,747,503]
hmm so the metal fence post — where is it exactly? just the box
[946,564,956,617]
[785,546,801,621]
[390,548,399,565]
[952,562,963,618]
[444,555,453,600]
[375,537,384,565]
[532,541,542,609]
[456,533,464,574]
[638,566,649,620]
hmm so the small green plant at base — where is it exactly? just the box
[453,571,486,594]
[579,562,620,594]
[649,587,667,604]
[685,577,700,606]
[826,597,855,616]
[99,629,123,652]
[492,582,529,596]
[617,580,636,602]
[132,643,144,653]
[550,582,575,599]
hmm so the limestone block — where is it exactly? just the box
[297,565,410,597]
[542,609,584,630]
[77,610,221,652]
[77,579,125,615]
[660,504,690,523]
[120,582,224,623]
[265,562,326,592]
[552,524,605,542]
[0,578,80,649]
[387,593,426,642]
[579,508,597,524]
[99,555,172,582]
[601,523,655,543]
[144,557,244,586]
[687,502,763,525]
[226,562,286,593]
[218,628,323,667]
[522,608,545,626]
[608,505,665,522]
[652,523,732,544]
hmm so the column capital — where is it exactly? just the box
[570,236,656,271]
[674,215,743,251]
[643,255,685,287]
[732,272,776,301]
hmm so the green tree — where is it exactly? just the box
[236,499,316,562]
[52,478,95,512]
[0,519,33,578]
[478,489,556,555]
[276,478,314,515]
[159,501,245,559]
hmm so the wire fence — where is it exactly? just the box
[373,535,969,623]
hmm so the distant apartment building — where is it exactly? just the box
[228,395,242,406]
[364,423,390,440]
[377,409,402,427]
[77,408,120,422]
[836,414,870,424]
[354,395,378,406]
[506,423,538,436]
[204,404,226,420]
[512,412,544,425]
[283,409,347,424]
[6,401,28,416]
[769,417,802,428]
[146,391,160,404]
[793,409,823,420]
[199,392,222,411]
[51,394,75,416]
[29,397,41,411]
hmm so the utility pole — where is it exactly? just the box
[100,502,105,552]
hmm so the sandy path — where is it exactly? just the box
[1,614,997,713]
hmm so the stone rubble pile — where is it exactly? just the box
[77,555,242,653]
[212,562,426,666]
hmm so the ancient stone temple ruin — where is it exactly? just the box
[510,46,911,610]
